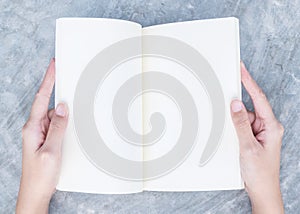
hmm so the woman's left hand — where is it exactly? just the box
[16,59,69,214]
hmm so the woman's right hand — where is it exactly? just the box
[230,62,284,214]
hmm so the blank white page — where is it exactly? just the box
[142,17,243,191]
[55,18,143,194]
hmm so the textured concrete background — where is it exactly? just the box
[0,0,299,213]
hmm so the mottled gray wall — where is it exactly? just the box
[0,0,299,213]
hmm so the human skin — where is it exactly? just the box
[16,60,284,213]
[16,59,68,214]
[230,62,284,214]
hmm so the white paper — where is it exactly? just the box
[55,18,143,194]
[142,17,243,191]
[55,17,243,194]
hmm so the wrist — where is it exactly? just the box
[16,178,52,214]
[16,189,51,214]
[248,185,284,214]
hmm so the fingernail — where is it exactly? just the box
[56,103,66,117]
[231,100,243,112]
[240,61,246,69]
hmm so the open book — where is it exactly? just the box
[55,17,243,194]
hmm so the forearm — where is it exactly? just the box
[16,197,49,214]
[16,178,51,214]
[249,186,284,214]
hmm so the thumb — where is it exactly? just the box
[44,103,69,153]
[230,100,255,151]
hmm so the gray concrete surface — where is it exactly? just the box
[0,0,299,213]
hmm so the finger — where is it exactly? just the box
[43,103,68,153]
[230,99,256,151]
[240,62,275,123]
[30,58,55,121]
[48,109,55,120]
[247,111,255,125]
